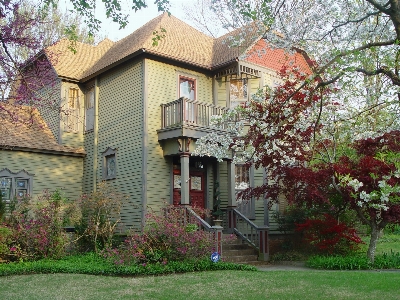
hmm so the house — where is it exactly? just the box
[0,13,312,257]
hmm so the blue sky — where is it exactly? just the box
[58,0,195,41]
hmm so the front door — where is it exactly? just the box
[173,169,205,209]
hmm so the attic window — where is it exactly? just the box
[179,76,196,100]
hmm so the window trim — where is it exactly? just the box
[102,147,117,180]
[0,169,33,202]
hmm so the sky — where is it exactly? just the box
[58,0,199,42]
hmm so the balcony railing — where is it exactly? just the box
[160,97,229,129]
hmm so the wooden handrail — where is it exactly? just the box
[232,208,269,261]
[160,97,230,129]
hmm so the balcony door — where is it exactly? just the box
[173,169,205,209]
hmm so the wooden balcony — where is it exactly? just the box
[157,97,229,141]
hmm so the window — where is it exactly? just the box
[230,78,248,108]
[85,87,95,131]
[235,164,255,219]
[235,164,250,194]
[102,148,117,180]
[0,169,33,201]
[65,88,81,132]
[179,76,196,100]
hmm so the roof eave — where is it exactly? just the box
[0,146,86,157]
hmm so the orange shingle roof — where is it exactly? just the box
[45,13,311,81]
[0,104,85,156]
[244,39,312,73]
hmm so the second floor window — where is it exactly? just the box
[66,88,80,132]
[85,87,94,131]
[179,76,196,100]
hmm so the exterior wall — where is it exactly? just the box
[145,59,214,212]
[215,78,228,107]
[82,131,95,194]
[38,79,63,142]
[93,58,144,230]
[0,150,83,200]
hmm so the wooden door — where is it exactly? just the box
[173,169,205,209]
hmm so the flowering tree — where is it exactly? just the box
[0,0,98,132]
[185,0,400,127]
[194,64,400,262]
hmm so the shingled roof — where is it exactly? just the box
[45,13,310,81]
[0,104,85,156]
[45,38,114,81]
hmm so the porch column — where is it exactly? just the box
[227,159,237,233]
[180,152,190,205]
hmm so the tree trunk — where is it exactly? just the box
[367,224,380,264]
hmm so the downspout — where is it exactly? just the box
[93,77,99,192]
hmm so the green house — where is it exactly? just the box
[1,14,312,256]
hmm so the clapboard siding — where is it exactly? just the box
[216,78,227,107]
[145,59,214,212]
[94,59,144,230]
[82,131,94,194]
[0,150,83,200]
[38,79,62,142]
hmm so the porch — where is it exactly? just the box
[157,97,229,141]
[156,98,269,261]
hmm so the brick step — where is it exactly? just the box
[222,235,259,264]
[223,243,254,251]
[223,254,258,263]
[223,248,257,256]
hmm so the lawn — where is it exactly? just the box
[1,270,400,300]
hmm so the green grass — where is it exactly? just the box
[1,270,400,300]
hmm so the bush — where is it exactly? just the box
[306,255,371,270]
[102,207,214,265]
[0,226,13,262]
[296,213,363,255]
[0,193,5,221]
[0,253,257,276]
[5,190,77,261]
[307,252,400,270]
[74,182,125,253]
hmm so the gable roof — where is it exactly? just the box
[0,104,85,156]
[45,13,311,81]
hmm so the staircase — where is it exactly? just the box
[222,234,262,265]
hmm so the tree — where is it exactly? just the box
[193,65,400,262]
[0,0,104,130]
